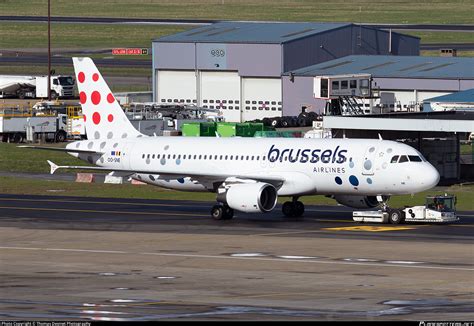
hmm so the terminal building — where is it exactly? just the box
[152,22,419,122]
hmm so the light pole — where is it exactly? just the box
[47,0,51,101]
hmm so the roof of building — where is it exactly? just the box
[154,22,351,44]
[425,88,474,103]
[288,55,474,79]
[324,111,474,133]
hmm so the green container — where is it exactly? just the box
[254,130,305,138]
[181,122,216,137]
[216,122,237,137]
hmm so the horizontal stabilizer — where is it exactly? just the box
[47,160,59,175]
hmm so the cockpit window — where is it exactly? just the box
[390,155,399,163]
[416,151,428,162]
[399,155,409,163]
[408,155,422,162]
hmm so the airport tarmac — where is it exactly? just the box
[0,194,473,321]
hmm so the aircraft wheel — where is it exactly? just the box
[389,209,404,224]
[293,201,305,217]
[223,205,234,220]
[211,205,225,220]
[282,201,295,217]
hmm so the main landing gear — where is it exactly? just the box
[211,204,234,220]
[282,197,305,218]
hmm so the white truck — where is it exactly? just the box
[0,75,75,99]
[353,194,459,224]
[0,114,69,143]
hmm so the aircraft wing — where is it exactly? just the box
[18,145,104,155]
[46,160,285,186]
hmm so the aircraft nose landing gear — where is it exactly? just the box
[282,197,305,218]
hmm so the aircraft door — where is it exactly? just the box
[361,145,377,175]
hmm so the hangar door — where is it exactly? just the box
[242,78,282,122]
[200,71,241,122]
[156,70,197,105]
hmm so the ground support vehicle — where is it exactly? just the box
[353,194,459,224]
[0,75,75,99]
[0,114,69,143]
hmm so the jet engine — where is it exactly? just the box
[333,195,389,209]
[218,182,278,213]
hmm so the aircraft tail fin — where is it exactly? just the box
[72,57,143,140]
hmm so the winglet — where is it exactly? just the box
[47,160,59,175]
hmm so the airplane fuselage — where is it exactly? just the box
[67,136,439,197]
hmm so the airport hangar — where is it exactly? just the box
[151,22,419,122]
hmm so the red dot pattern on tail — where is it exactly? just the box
[107,93,115,103]
[78,72,85,83]
[92,112,101,125]
[78,71,120,127]
[91,91,101,105]
[79,92,87,104]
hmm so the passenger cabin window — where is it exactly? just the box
[399,155,409,163]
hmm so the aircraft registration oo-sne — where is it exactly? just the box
[23,58,440,221]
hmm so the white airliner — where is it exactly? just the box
[24,58,440,222]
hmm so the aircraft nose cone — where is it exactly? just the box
[420,164,440,190]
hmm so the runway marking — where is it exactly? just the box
[251,230,329,237]
[309,218,354,223]
[0,206,208,218]
[321,226,418,232]
[0,197,192,208]
[0,246,472,272]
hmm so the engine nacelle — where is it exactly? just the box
[218,182,278,213]
[333,195,389,209]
